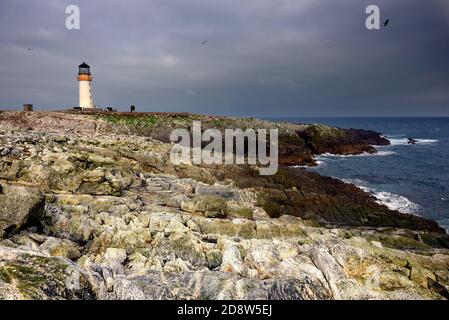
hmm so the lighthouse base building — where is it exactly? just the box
[77,62,94,109]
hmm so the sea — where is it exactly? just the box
[266,117,449,232]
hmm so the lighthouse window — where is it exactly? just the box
[79,67,90,75]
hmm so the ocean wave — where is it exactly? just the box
[415,139,439,144]
[388,137,439,146]
[291,160,325,169]
[373,191,422,214]
[437,219,449,234]
[291,165,308,169]
[341,178,371,188]
[317,150,396,158]
[388,138,408,145]
[341,178,422,215]
[307,151,396,168]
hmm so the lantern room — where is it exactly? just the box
[78,62,91,75]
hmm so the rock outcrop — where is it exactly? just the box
[0,111,448,300]
[0,183,45,238]
[0,246,94,300]
[297,124,390,156]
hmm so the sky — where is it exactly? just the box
[0,0,448,117]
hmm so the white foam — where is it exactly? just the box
[374,150,397,156]
[437,219,449,233]
[341,178,369,186]
[317,150,396,158]
[341,178,422,215]
[415,139,439,145]
[291,160,326,169]
[387,137,439,145]
[341,179,378,195]
[388,138,409,146]
[372,191,422,214]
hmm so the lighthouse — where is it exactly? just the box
[77,62,94,109]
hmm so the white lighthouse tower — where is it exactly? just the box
[77,62,94,109]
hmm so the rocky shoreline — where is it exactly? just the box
[0,111,448,300]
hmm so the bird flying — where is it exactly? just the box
[202,40,208,45]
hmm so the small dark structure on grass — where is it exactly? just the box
[130,105,135,112]
[23,104,33,112]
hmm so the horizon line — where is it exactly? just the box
[1,107,449,119]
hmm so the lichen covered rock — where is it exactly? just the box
[0,184,45,238]
[0,246,95,300]
[0,111,448,300]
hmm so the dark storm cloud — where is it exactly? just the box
[0,0,448,116]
